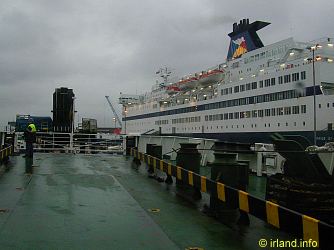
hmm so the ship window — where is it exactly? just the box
[259,80,264,88]
[260,52,265,59]
[234,86,239,93]
[271,108,276,116]
[284,74,291,83]
[327,103,330,108]
[246,83,251,90]
[265,109,270,117]
[279,76,283,84]
[220,114,224,120]
[252,82,257,89]
[258,95,264,103]
[255,54,259,61]
[301,71,306,80]
[319,104,321,108]
[258,110,264,117]
[240,85,245,92]
[277,107,284,116]
[265,94,270,102]
[278,123,280,127]
[268,123,270,127]
[265,79,270,87]
[240,112,244,119]
[234,112,239,119]
[284,107,291,115]
[301,105,307,113]
[229,113,233,119]
[205,115,208,121]
[303,121,306,126]
[292,106,300,114]
[271,78,276,85]
[294,122,296,126]
[292,73,300,81]
[224,113,228,120]
[286,122,288,126]
[252,110,257,118]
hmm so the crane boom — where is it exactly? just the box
[105,96,122,127]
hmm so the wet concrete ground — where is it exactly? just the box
[0,154,293,249]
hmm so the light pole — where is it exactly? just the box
[124,108,127,135]
[307,44,321,145]
[112,117,116,129]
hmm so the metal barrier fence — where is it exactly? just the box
[130,148,334,249]
[13,132,123,154]
[0,145,13,162]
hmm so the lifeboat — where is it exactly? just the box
[166,68,224,93]
[166,85,181,95]
[177,76,198,91]
[197,69,224,87]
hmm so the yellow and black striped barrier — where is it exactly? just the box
[0,145,13,162]
[130,148,334,249]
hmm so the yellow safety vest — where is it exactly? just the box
[28,123,37,133]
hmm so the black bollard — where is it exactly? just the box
[176,143,202,200]
[151,145,165,182]
[146,144,156,173]
[132,147,141,166]
[208,141,250,225]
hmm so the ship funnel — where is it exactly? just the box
[227,19,270,60]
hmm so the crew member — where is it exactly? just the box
[24,123,36,158]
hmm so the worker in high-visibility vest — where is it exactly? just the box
[24,123,36,158]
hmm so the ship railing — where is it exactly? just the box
[15,132,123,154]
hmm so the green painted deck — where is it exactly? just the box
[0,154,293,250]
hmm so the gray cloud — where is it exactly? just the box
[0,0,333,128]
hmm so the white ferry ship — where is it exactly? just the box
[119,19,334,145]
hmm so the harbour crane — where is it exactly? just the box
[105,96,122,128]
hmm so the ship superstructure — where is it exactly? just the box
[120,19,334,145]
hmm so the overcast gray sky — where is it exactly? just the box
[0,0,333,128]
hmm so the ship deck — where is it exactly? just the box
[0,153,293,250]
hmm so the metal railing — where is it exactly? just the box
[15,132,124,154]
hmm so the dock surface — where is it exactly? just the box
[0,154,292,249]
